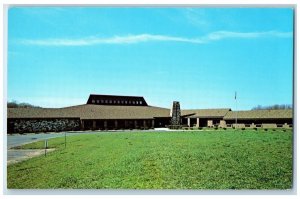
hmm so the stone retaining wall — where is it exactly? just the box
[8,118,81,134]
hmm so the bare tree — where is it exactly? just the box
[7,100,41,108]
[252,104,292,110]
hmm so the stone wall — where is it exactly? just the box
[8,118,81,134]
[207,120,213,127]
[219,120,226,128]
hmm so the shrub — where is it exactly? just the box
[241,128,245,130]
[223,128,227,130]
[169,125,182,130]
[264,129,268,131]
[253,127,258,131]
[214,127,218,130]
[198,127,202,130]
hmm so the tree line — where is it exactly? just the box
[252,104,292,110]
[7,101,41,108]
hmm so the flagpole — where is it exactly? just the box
[235,91,237,129]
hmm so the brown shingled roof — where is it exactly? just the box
[223,109,293,120]
[8,104,171,120]
[181,108,231,118]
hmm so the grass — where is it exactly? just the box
[7,129,293,189]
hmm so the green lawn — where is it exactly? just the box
[7,129,293,189]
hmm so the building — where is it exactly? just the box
[7,94,293,133]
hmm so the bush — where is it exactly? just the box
[264,129,268,131]
[223,128,227,130]
[169,125,182,130]
[241,128,245,130]
[198,127,202,130]
[253,127,258,131]
[214,127,218,130]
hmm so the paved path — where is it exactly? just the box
[7,131,102,149]
[7,131,100,164]
[7,149,55,165]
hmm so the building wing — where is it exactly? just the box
[223,109,293,120]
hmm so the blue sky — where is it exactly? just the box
[7,7,294,110]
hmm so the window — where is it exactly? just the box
[125,101,127,104]
[92,100,95,103]
[101,100,104,103]
[97,100,99,103]
[105,100,108,103]
[117,100,120,104]
[140,101,143,104]
[121,101,124,104]
[109,100,112,104]
[129,101,131,104]
[113,100,116,104]
[133,101,135,104]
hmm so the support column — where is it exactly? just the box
[207,120,213,127]
[115,120,118,129]
[151,120,155,129]
[81,120,85,130]
[92,120,97,130]
[196,118,200,127]
[104,120,107,130]
[143,120,147,128]
[124,120,128,129]
[134,120,138,129]
[187,118,191,127]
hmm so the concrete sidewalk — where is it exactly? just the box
[7,149,55,165]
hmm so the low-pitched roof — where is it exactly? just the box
[223,109,293,120]
[7,104,171,120]
[181,108,231,118]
